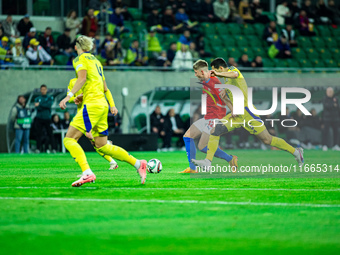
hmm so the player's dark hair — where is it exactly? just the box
[40,84,47,89]
[211,58,228,69]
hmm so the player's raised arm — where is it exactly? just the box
[211,69,239,79]
[103,80,118,116]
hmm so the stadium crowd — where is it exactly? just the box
[0,0,339,69]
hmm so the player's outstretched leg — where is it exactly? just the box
[180,137,198,173]
[63,137,96,187]
[97,143,147,184]
[200,146,238,170]
[94,146,118,170]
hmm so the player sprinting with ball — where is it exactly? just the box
[180,59,238,173]
[59,35,147,186]
[192,58,304,169]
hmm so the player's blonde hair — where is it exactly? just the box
[75,35,94,52]
[193,59,208,71]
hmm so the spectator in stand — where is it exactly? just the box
[156,51,171,67]
[172,44,193,69]
[147,30,162,59]
[23,27,37,50]
[272,35,291,59]
[187,0,202,22]
[108,112,122,134]
[316,0,332,24]
[100,33,114,51]
[289,0,301,20]
[125,40,147,66]
[150,105,167,149]
[238,54,251,67]
[113,0,133,22]
[57,28,75,57]
[189,42,199,59]
[0,24,4,40]
[263,21,278,45]
[239,0,254,23]
[0,36,13,65]
[201,0,217,22]
[251,56,263,68]
[26,38,54,65]
[147,8,163,32]
[228,57,238,67]
[229,0,243,24]
[178,30,191,49]
[38,27,57,56]
[276,1,291,25]
[167,42,177,63]
[108,7,129,37]
[301,0,316,21]
[33,84,54,153]
[177,0,187,10]
[298,10,316,36]
[162,6,183,33]
[282,24,297,47]
[101,41,115,65]
[250,0,270,24]
[62,112,71,129]
[213,0,230,23]
[328,0,340,25]
[81,8,98,37]
[112,40,125,65]
[1,15,19,43]
[164,108,185,148]
[51,114,64,152]
[143,0,161,14]
[164,0,179,12]
[196,35,211,58]
[12,38,29,67]
[175,7,199,31]
[321,87,340,151]
[11,95,32,153]
[65,10,81,43]
[17,14,33,37]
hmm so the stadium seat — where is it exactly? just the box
[214,23,229,35]
[253,23,265,36]
[262,58,275,67]
[134,114,146,132]
[272,58,288,67]
[329,48,340,60]
[227,47,242,59]
[323,59,338,67]
[54,55,68,65]
[310,37,326,48]
[132,21,147,34]
[210,35,224,47]
[243,24,256,35]
[262,11,276,21]
[286,59,301,68]
[316,25,332,37]
[128,8,142,20]
[221,35,237,47]
[297,37,312,48]
[51,31,61,43]
[305,48,319,60]
[219,47,229,59]
[291,47,307,59]
[234,35,248,47]
[316,48,332,60]
[298,58,314,68]
[200,22,213,34]
[323,37,337,48]
[245,35,263,46]
[311,59,326,67]
[252,47,266,57]
[239,47,255,59]
[211,45,223,55]
[227,24,243,35]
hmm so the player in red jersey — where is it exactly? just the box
[180,59,238,173]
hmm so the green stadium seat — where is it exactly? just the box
[298,58,314,68]
[323,59,338,67]
[234,35,248,46]
[245,35,263,46]
[252,46,266,57]
[219,47,229,59]
[316,48,332,60]
[297,37,312,47]
[227,47,242,59]
[323,37,337,48]
[329,48,340,60]
[285,59,301,68]
[128,8,142,20]
[221,35,237,47]
[253,23,265,36]
[311,59,326,67]
[239,47,255,59]
[211,45,223,55]
[262,11,276,21]
[316,25,332,37]
[291,47,307,59]
[305,48,319,60]
[33,0,50,15]
[132,21,147,33]
[200,22,213,34]
[243,24,256,35]
[210,34,224,47]
[214,23,229,35]
[262,58,275,67]
[310,37,326,48]
[54,55,68,65]
[227,24,243,35]
[272,58,288,67]
[51,31,61,43]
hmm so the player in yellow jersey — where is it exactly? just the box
[67,78,118,170]
[192,58,304,169]
[59,35,147,187]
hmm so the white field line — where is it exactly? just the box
[0,186,339,192]
[0,196,339,208]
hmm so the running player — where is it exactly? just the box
[180,59,238,173]
[67,78,118,170]
[192,58,304,168]
[59,35,147,187]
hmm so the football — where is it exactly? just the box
[147,159,162,173]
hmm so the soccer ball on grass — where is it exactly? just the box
[147,159,162,173]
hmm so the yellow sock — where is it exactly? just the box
[94,147,114,163]
[63,137,89,172]
[270,136,295,154]
[206,135,220,162]
[97,144,137,166]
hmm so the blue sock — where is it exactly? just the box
[200,146,233,162]
[183,137,196,170]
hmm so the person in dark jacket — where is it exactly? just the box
[51,114,64,152]
[150,105,168,149]
[274,35,292,59]
[34,84,54,153]
[200,0,217,22]
[147,8,163,32]
[38,27,57,56]
[17,14,33,37]
[321,87,340,151]
[57,28,74,57]
[163,108,185,148]
[10,95,32,153]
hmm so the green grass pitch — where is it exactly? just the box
[0,150,339,255]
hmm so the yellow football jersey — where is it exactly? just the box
[223,66,249,108]
[72,53,106,106]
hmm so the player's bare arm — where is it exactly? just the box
[210,70,239,79]
[103,80,118,116]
